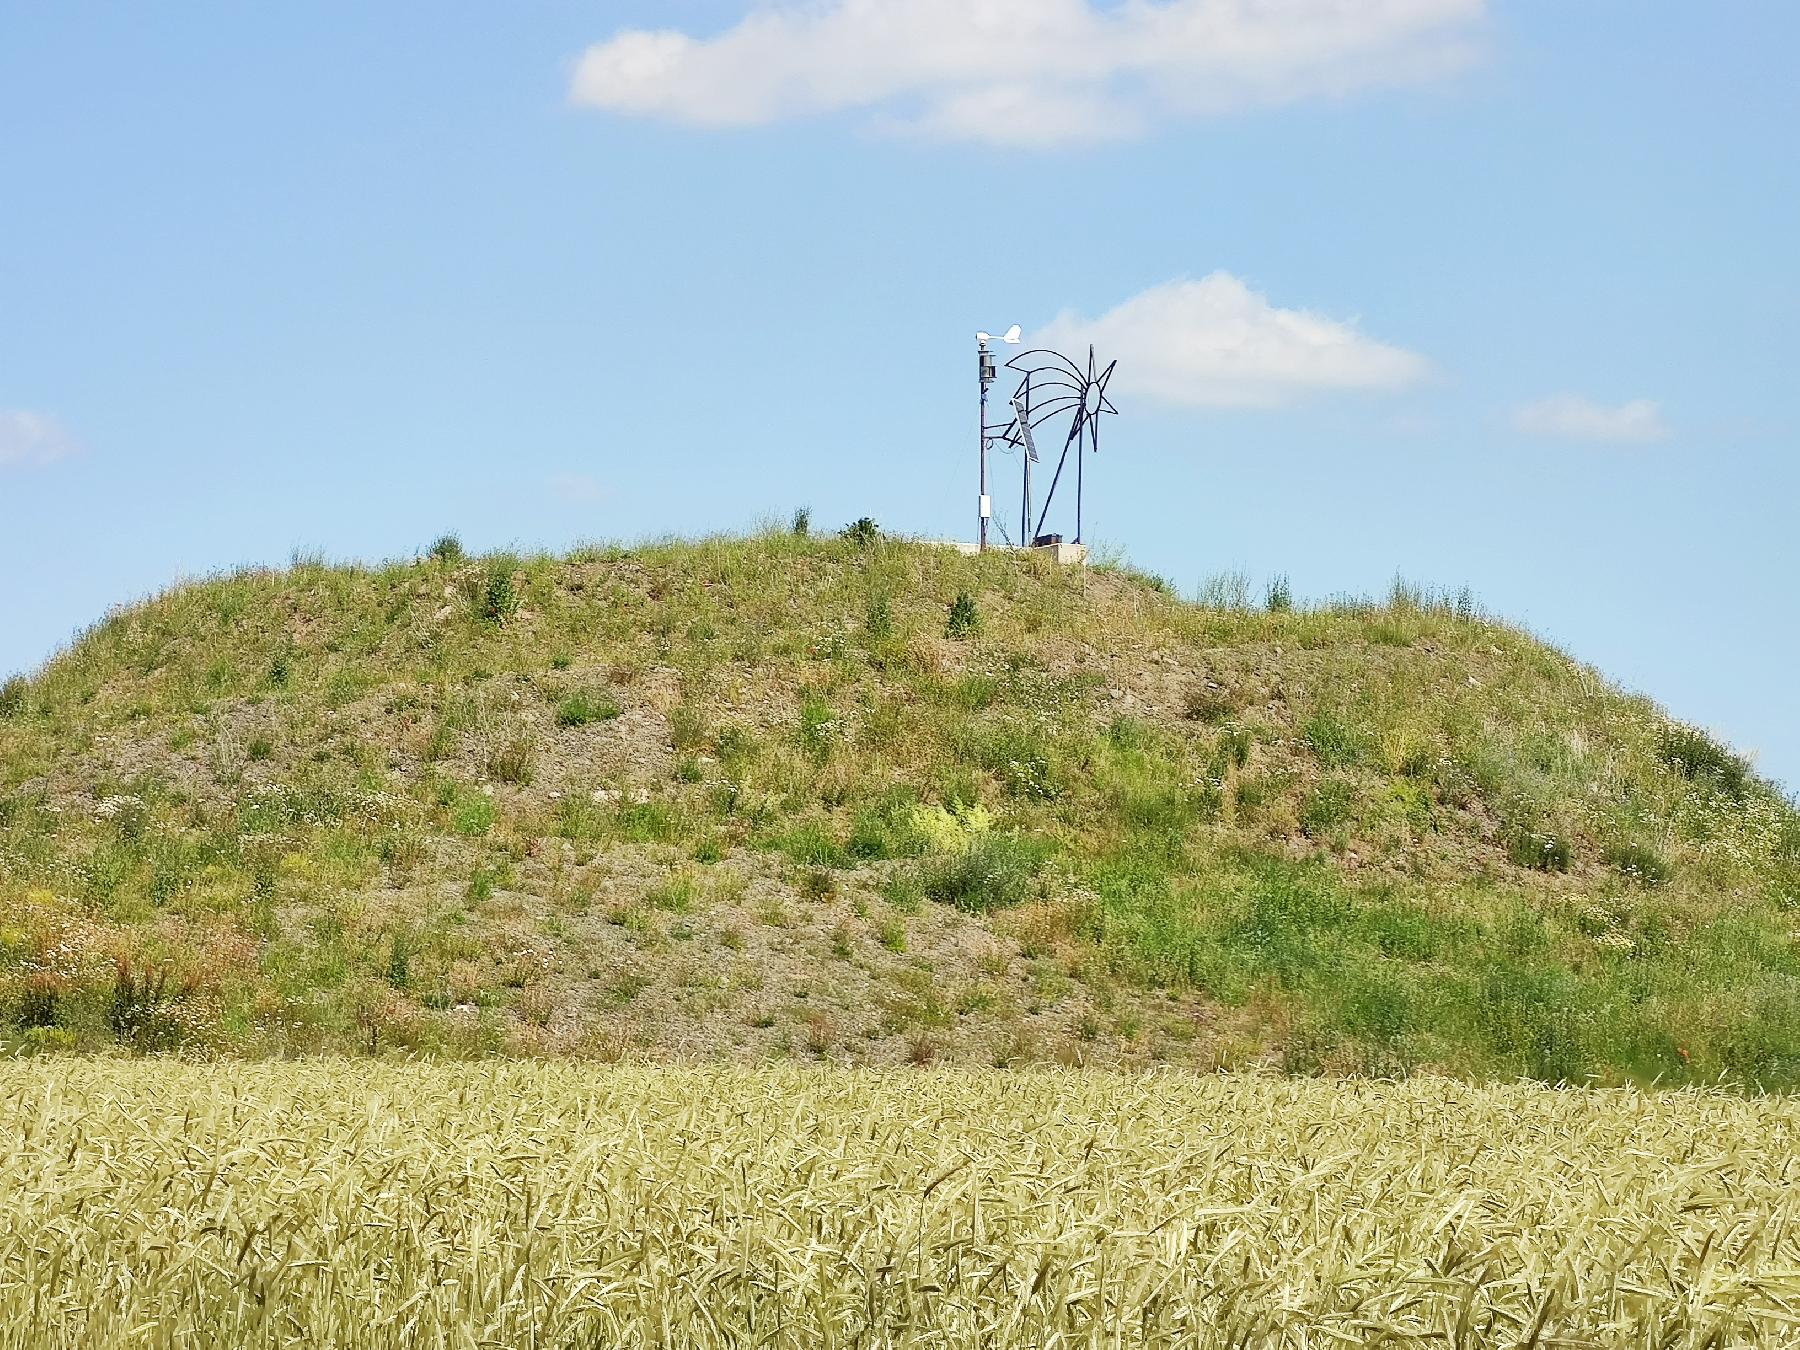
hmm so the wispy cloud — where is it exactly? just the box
[1513,395,1670,445]
[0,410,81,468]
[570,0,1487,148]
[1033,273,1429,409]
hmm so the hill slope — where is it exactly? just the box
[2,531,1796,1082]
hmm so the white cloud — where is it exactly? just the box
[1513,395,1670,444]
[0,410,80,468]
[570,0,1487,147]
[1032,273,1429,409]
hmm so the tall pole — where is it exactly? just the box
[1076,417,1085,543]
[1020,372,1033,549]
[977,340,994,552]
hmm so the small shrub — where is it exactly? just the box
[1300,779,1355,839]
[387,930,414,990]
[1604,841,1672,886]
[428,534,465,565]
[845,790,928,861]
[1508,826,1573,872]
[791,506,811,537]
[0,676,28,718]
[108,958,193,1052]
[1196,570,1253,611]
[840,517,880,547]
[1266,575,1293,612]
[977,727,1062,802]
[1216,725,1253,770]
[864,594,894,641]
[267,652,291,689]
[247,736,274,762]
[1183,683,1235,724]
[798,696,838,761]
[945,591,980,639]
[668,704,708,752]
[773,823,848,869]
[1659,725,1750,800]
[801,869,837,902]
[556,691,622,727]
[917,835,1048,914]
[480,563,520,624]
[451,794,496,837]
[829,922,854,959]
[1303,713,1365,769]
[646,875,695,912]
[485,736,535,785]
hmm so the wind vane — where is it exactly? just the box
[975,329,1119,553]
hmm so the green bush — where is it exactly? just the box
[1303,714,1365,768]
[771,822,849,869]
[1216,726,1253,770]
[847,788,925,860]
[917,835,1049,913]
[945,591,980,639]
[1265,575,1293,613]
[790,506,811,537]
[668,704,708,752]
[387,929,414,990]
[1603,841,1672,886]
[1777,817,1800,865]
[1300,779,1356,839]
[864,594,894,641]
[1659,725,1750,800]
[485,737,535,785]
[556,691,622,728]
[977,727,1062,801]
[1183,683,1235,724]
[108,959,192,1053]
[0,676,26,718]
[428,534,465,565]
[480,563,520,624]
[840,517,880,547]
[798,696,838,761]
[1507,826,1573,873]
[450,793,495,837]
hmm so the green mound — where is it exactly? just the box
[2,530,1796,1082]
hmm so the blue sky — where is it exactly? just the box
[1,2,1794,792]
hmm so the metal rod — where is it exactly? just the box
[1020,373,1032,547]
[978,342,989,553]
[1076,418,1085,543]
[1034,425,1079,541]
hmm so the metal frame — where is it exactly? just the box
[982,345,1117,546]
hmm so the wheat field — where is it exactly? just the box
[3,1062,1799,1347]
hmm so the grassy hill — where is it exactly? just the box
[2,527,1796,1083]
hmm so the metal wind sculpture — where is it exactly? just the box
[980,344,1118,549]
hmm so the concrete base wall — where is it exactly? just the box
[925,540,1088,566]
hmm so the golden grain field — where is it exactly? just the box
[3,1062,1799,1348]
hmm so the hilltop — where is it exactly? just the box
[1,528,1796,1084]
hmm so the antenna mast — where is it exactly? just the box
[975,326,1020,552]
